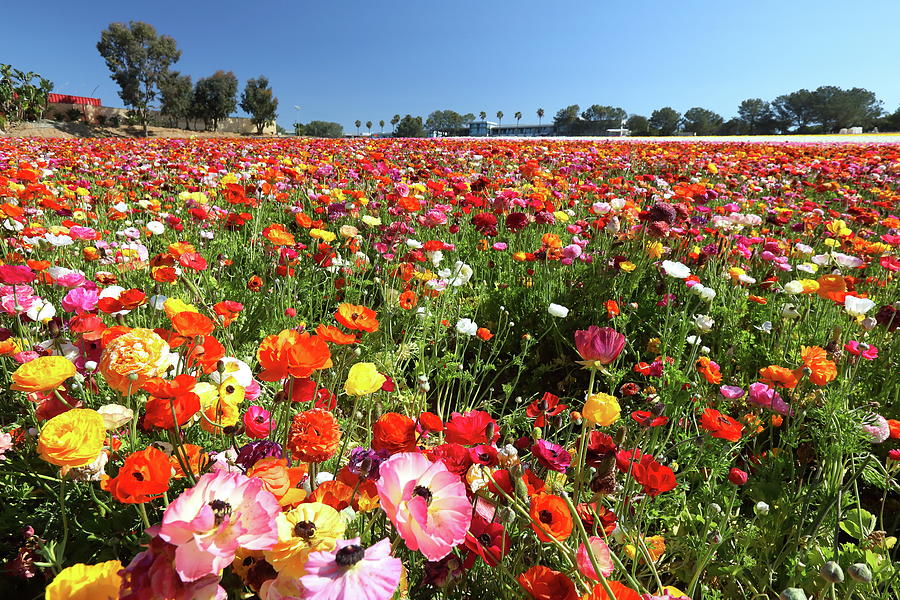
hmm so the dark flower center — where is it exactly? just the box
[208,499,232,525]
[335,544,365,567]
[539,509,554,524]
[293,520,317,539]
[413,485,433,505]
[132,471,145,481]
[478,533,493,546]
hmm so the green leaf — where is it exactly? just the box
[839,508,876,539]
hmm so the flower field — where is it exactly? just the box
[0,137,898,600]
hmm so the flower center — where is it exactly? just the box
[132,471,145,481]
[293,520,317,539]
[335,544,365,567]
[539,510,554,524]
[478,533,493,546]
[413,485,433,505]
[208,499,232,525]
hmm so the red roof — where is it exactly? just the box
[47,94,101,106]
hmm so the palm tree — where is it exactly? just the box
[537,108,545,125]
[479,111,486,121]
[496,111,504,126]
[355,120,361,134]
[366,120,372,134]
[515,111,522,126]
[391,114,400,132]
[379,119,385,133]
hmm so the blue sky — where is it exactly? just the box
[3,0,899,131]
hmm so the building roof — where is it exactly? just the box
[47,94,101,106]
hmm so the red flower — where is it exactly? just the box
[517,565,578,600]
[700,408,744,442]
[417,412,444,433]
[631,410,669,427]
[430,443,473,477]
[142,375,200,430]
[444,410,499,445]
[728,467,749,485]
[101,446,171,504]
[576,502,617,535]
[178,252,207,271]
[526,392,568,428]
[372,412,417,455]
[464,515,509,567]
[632,455,677,496]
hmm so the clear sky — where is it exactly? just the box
[3,0,899,131]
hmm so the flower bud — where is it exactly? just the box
[819,561,844,584]
[847,563,872,583]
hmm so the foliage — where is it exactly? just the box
[294,120,344,137]
[649,106,681,135]
[681,107,724,135]
[394,114,426,137]
[158,71,193,129]
[192,71,238,131]
[425,109,474,136]
[96,21,181,137]
[239,76,279,135]
[0,64,54,128]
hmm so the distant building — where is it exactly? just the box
[466,120,555,137]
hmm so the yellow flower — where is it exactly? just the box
[310,228,336,243]
[826,219,851,237]
[163,297,199,319]
[344,362,387,396]
[645,241,665,259]
[798,279,820,294]
[624,544,637,559]
[46,560,122,600]
[265,502,346,578]
[98,328,174,395]
[361,215,381,226]
[707,163,719,175]
[619,261,637,272]
[553,211,570,222]
[10,356,77,392]
[583,393,620,426]
[38,409,106,468]
[645,535,666,561]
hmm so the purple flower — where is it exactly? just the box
[235,440,283,471]
[574,326,625,368]
[347,447,387,480]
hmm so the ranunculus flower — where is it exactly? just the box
[243,405,274,438]
[38,408,106,467]
[265,502,346,578]
[101,446,171,504]
[300,537,402,600]
[583,393,621,426]
[372,412,417,454]
[10,355,77,392]
[548,303,569,318]
[748,382,793,416]
[256,329,332,382]
[377,452,471,561]
[344,362,387,396]
[159,470,280,582]
[99,328,174,396]
[531,439,571,473]
[574,326,625,368]
[0,265,36,285]
[517,565,578,600]
[576,536,614,580]
[45,560,122,600]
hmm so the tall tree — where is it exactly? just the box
[425,110,469,135]
[239,76,279,134]
[496,110,504,126]
[395,114,425,137]
[514,111,522,125]
[625,114,650,136]
[193,71,238,131]
[736,98,776,134]
[296,121,343,138]
[681,107,723,135]
[159,71,193,129]
[379,119,385,133]
[479,111,487,121]
[581,105,627,135]
[537,107,544,125]
[812,85,882,131]
[553,105,581,135]
[772,89,817,133]
[354,119,361,134]
[390,114,400,132]
[366,120,372,133]
[97,21,181,137]
[649,107,681,135]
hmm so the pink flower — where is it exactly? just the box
[576,536,614,580]
[844,340,878,360]
[748,382,793,416]
[531,439,571,473]
[861,413,890,443]
[158,470,279,582]
[376,452,471,561]
[574,326,625,368]
[719,385,745,399]
[300,537,402,600]
[61,287,99,314]
[0,431,13,461]
[243,405,274,439]
[0,265,35,285]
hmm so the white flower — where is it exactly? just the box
[98,404,134,429]
[405,238,423,249]
[149,294,168,310]
[548,303,569,318]
[693,314,715,332]
[844,296,875,318]
[754,501,770,516]
[455,318,478,336]
[690,284,716,301]
[797,263,817,274]
[661,260,690,279]
[439,261,473,287]
[45,233,73,246]
[782,303,800,319]
[686,335,702,346]
[783,280,805,295]
[794,243,813,255]
[209,357,254,387]
[25,298,56,323]
[147,221,166,235]
[426,250,443,266]
[833,252,863,268]
[738,274,757,285]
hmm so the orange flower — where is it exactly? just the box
[247,275,264,291]
[142,374,200,430]
[529,493,573,542]
[582,581,642,600]
[399,290,418,310]
[170,311,215,337]
[800,346,837,386]
[816,274,847,302]
[759,365,800,389]
[699,408,743,442]
[476,327,494,341]
[247,457,307,501]
[335,466,380,512]
[170,444,209,479]
[334,303,379,332]
[262,224,295,246]
[315,324,358,345]
[288,408,341,463]
[309,479,354,511]
[257,329,332,382]
[101,446,171,504]
[213,300,243,327]
[517,565,578,600]
[696,357,722,384]
[99,328,173,396]
[605,300,620,319]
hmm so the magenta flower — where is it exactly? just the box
[844,340,878,360]
[531,439,571,473]
[0,265,35,285]
[61,287,99,314]
[376,452,471,561]
[574,326,625,368]
[243,405,274,439]
[300,537,402,600]
[158,470,280,582]
[748,382,793,416]
[719,385,745,399]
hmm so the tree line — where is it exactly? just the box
[0,64,53,130]
[97,21,278,136]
